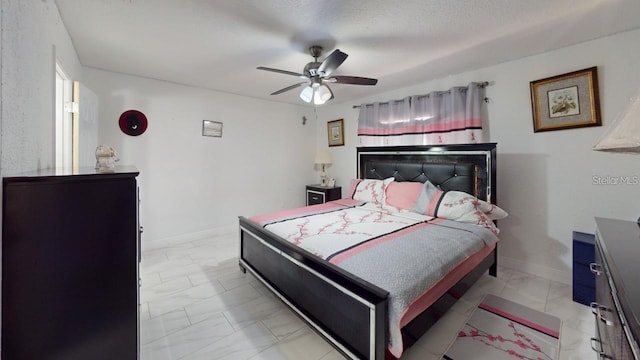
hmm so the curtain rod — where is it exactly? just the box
[352,81,490,109]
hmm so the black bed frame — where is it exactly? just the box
[238,143,497,359]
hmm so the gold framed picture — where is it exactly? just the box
[530,66,601,132]
[327,119,345,147]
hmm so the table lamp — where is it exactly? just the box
[314,150,332,186]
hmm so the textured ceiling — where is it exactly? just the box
[55,0,640,106]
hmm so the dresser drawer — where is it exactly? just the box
[593,239,637,359]
[593,284,632,360]
[593,243,615,359]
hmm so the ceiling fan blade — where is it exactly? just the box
[257,66,306,78]
[270,82,307,95]
[328,76,378,85]
[317,49,348,76]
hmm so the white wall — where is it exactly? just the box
[83,69,318,245]
[1,0,83,173]
[317,28,640,284]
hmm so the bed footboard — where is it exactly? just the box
[239,217,389,360]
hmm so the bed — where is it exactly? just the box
[238,143,499,359]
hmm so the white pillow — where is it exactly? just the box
[351,177,394,206]
[411,180,508,234]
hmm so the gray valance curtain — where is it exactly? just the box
[357,82,486,146]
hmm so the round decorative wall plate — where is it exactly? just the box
[119,110,148,136]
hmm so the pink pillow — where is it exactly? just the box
[385,182,423,211]
[346,179,362,198]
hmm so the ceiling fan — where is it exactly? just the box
[257,45,378,105]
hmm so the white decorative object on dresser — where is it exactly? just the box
[591,217,640,359]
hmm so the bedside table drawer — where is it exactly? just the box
[305,185,342,206]
[307,191,325,205]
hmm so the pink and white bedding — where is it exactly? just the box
[411,180,507,235]
[250,198,499,357]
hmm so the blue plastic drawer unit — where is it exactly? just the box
[572,231,595,305]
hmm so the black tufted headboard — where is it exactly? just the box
[357,143,497,203]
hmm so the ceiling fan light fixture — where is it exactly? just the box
[311,77,322,88]
[313,91,325,105]
[299,86,314,103]
[258,46,377,104]
[315,84,333,105]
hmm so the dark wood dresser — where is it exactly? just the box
[2,167,140,359]
[591,217,640,359]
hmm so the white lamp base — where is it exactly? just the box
[320,165,327,186]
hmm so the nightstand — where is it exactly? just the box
[306,185,342,205]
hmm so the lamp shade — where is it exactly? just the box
[299,86,314,103]
[314,150,332,165]
[594,92,640,153]
[314,85,333,105]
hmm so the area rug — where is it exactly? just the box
[443,294,561,360]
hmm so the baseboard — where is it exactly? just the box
[142,224,237,251]
[498,255,572,285]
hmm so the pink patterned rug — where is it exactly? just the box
[443,294,561,360]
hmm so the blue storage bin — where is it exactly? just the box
[572,231,595,305]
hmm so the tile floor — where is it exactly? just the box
[140,231,595,359]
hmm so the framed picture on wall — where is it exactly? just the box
[530,66,601,132]
[327,119,344,147]
[202,120,223,137]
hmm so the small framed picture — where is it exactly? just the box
[202,120,223,137]
[530,67,601,132]
[327,119,344,147]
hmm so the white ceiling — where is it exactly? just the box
[55,0,640,106]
